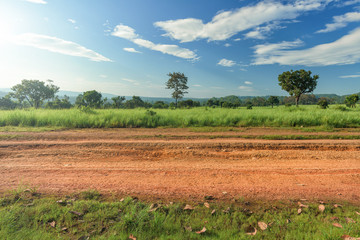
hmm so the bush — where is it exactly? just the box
[317,99,329,109]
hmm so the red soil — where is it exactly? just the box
[0,128,359,203]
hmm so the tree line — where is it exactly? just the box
[0,70,359,110]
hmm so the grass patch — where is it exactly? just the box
[1,189,360,239]
[0,105,360,129]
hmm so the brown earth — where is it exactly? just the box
[0,128,360,203]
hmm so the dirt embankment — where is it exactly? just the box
[0,128,359,203]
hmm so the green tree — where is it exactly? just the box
[268,96,279,108]
[165,72,189,108]
[10,79,59,108]
[345,94,359,108]
[0,95,17,110]
[111,96,126,108]
[278,69,318,107]
[124,96,145,109]
[317,98,329,109]
[45,95,72,109]
[82,90,102,108]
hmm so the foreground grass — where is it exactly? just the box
[1,188,360,239]
[0,105,360,129]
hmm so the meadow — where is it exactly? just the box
[0,105,359,129]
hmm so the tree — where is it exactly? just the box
[111,96,126,108]
[268,96,279,108]
[45,95,72,109]
[77,90,103,108]
[0,95,17,110]
[124,96,145,109]
[165,72,189,108]
[278,69,318,107]
[345,94,359,108]
[317,98,329,109]
[10,79,59,108]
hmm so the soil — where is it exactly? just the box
[0,128,359,203]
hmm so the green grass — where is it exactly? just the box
[1,188,360,239]
[0,105,360,129]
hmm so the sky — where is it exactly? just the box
[0,0,360,98]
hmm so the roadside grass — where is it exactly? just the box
[1,188,360,239]
[0,105,360,129]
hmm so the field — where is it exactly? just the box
[0,105,360,128]
[1,107,360,239]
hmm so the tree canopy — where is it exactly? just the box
[345,94,359,108]
[10,79,59,108]
[278,69,318,106]
[165,72,189,108]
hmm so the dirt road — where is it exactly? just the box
[1,128,359,202]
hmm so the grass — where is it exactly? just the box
[1,188,360,239]
[0,105,360,129]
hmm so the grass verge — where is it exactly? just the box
[1,188,359,239]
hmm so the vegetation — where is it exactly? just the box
[268,96,279,108]
[1,105,360,129]
[345,94,359,108]
[165,72,189,108]
[317,98,329,109]
[9,79,59,109]
[1,188,359,240]
[278,69,319,107]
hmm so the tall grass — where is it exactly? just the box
[0,105,359,128]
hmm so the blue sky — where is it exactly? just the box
[0,0,359,98]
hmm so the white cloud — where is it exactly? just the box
[224,43,231,47]
[316,11,360,33]
[244,22,285,40]
[16,33,112,62]
[193,84,202,87]
[234,38,242,41]
[238,85,254,92]
[112,24,138,40]
[252,27,360,66]
[217,58,236,67]
[25,0,47,4]
[123,47,142,53]
[68,19,76,24]
[122,78,137,83]
[253,39,304,55]
[112,24,198,60]
[340,74,360,78]
[154,0,329,42]
[99,75,108,78]
[336,0,360,6]
[244,81,253,85]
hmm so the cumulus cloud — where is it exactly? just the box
[112,24,198,60]
[244,81,253,85]
[25,0,47,4]
[154,0,329,42]
[123,47,141,53]
[316,11,360,33]
[217,58,236,67]
[252,27,360,66]
[16,33,112,62]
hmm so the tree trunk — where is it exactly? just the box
[295,96,300,107]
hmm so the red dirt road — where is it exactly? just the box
[1,128,360,203]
